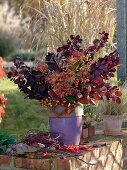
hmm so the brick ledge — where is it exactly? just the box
[0,137,127,169]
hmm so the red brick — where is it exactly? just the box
[54,150,100,170]
[101,156,113,168]
[70,158,82,169]
[92,148,100,159]
[63,157,102,170]
[111,164,123,170]
[116,149,123,160]
[109,141,121,152]
[118,138,127,169]
[72,158,102,170]
[101,154,122,168]
[15,157,50,170]
[98,145,110,157]
[123,149,127,168]
[82,161,103,170]
[122,143,127,168]
[82,151,100,164]
[122,146,127,158]
[121,137,127,146]
[2,137,127,170]
[0,155,12,166]
[54,159,71,169]
[123,160,127,168]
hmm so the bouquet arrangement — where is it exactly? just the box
[8,32,121,114]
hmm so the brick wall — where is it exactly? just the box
[0,138,127,170]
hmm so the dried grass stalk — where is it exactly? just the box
[26,0,116,57]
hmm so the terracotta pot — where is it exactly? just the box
[88,126,95,137]
[48,104,83,146]
[81,128,89,138]
[81,126,95,139]
[103,115,124,135]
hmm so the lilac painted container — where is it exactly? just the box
[49,116,82,146]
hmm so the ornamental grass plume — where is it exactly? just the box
[26,0,116,55]
[8,32,121,114]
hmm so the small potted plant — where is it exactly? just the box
[95,82,127,135]
[82,105,101,138]
[82,117,96,139]
[8,32,121,145]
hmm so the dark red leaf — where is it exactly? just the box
[89,99,96,105]
[115,91,122,97]
[115,97,121,104]
[78,97,89,104]
[91,93,102,100]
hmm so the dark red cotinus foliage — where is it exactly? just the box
[8,32,121,109]
[88,51,121,104]
[8,59,50,100]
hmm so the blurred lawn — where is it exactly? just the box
[0,78,49,141]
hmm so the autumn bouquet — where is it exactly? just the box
[8,32,121,114]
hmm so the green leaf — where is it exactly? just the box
[0,145,6,151]
[46,69,52,75]
[39,123,49,132]
[7,139,16,145]
[0,131,16,154]
[79,82,86,87]
[0,139,8,145]
[65,96,77,102]
[69,82,74,85]
[2,139,16,146]
[74,61,83,68]
[10,134,16,139]
[0,140,3,145]
[0,133,9,140]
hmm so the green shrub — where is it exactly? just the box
[7,49,47,61]
[84,105,101,122]
[0,31,16,57]
[0,2,31,51]
[0,130,16,154]
[9,52,36,61]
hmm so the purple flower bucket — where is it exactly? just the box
[49,116,82,146]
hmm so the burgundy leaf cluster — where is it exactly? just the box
[46,35,83,72]
[8,58,50,100]
[22,131,60,148]
[46,32,109,72]
[87,51,121,104]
